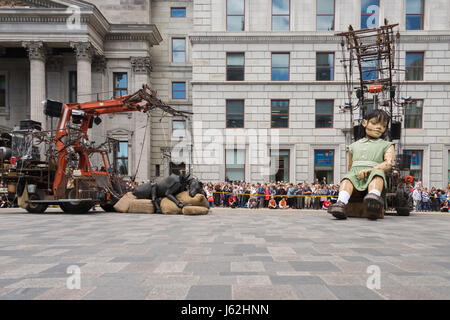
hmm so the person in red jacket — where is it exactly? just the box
[264,187,270,208]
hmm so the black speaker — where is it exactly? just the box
[390,121,401,140]
[397,154,411,170]
[353,125,365,140]
[44,100,63,118]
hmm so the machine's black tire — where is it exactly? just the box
[396,208,410,216]
[60,201,94,214]
[26,194,48,214]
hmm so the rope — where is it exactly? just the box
[133,113,150,179]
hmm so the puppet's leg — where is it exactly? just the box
[151,185,163,214]
[328,179,354,220]
[363,176,384,220]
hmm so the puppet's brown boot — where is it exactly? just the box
[363,193,383,220]
[328,201,347,220]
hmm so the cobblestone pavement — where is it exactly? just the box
[0,207,449,300]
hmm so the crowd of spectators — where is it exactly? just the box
[204,180,340,210]
[203,180,450,213]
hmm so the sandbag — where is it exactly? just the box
[132,182,152,199]
[182,206,210,216]
[113,192,137,213]
[160,197,182,215]
[176,191,208,208]
[128,199,155,214]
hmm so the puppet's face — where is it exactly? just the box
[362,117,388,139]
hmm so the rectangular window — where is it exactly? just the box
[226,149,245,182]
[226,53,244,81]
[361,58,378,81]
[226,100,244,128]
[272,53,289,81]
[69,71,77,103]
[315,100,333,128]
[113,73,127,97]
[272,0,290,31]
[172,82,186,99]
[406,52,424,81]
[404,150,423,181]
[117,141,129,175]
[317,0,335,31]
[156,164,160,177]
[173,120,186,137]
[406,0,424,30]
[227,0,245,31]
[361,0,379,29]
[171,7,186,17]
[315,150,334,183]
[405,100,423,129]
[270,149,290,182]
[172,38,186,63]
[316,52,334,81]
[0,74,6,108]
[271,100,289,128]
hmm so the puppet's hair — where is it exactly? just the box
[364,109,390,125]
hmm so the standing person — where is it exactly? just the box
[430,187,440,212]
[207,188,214,208]
[264,185,270,208]
[412,186,422,211]
[243,184,250,207]
[303,184,312,209]
[223,184,230,207]
[295,184,303,209]
[214,183,221,207]
[287,184,296,209]
[257,184,265,208]
[421,188,430,212]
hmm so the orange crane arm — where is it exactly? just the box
[52,84,190,197]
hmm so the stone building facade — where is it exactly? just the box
[189,0,450,189]
[0,0,449,188]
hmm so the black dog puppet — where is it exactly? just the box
[132,173,204,214]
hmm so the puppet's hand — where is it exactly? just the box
[357,169,372,180]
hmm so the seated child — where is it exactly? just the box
[279,198,289,209]
[268,197,277,209]
[328,109,395,220]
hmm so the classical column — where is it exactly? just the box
[131,56,152,181]
[22,41,47,130]
[71,42,94,103]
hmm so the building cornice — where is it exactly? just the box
[189,32,450,44]
[190,80,450,85]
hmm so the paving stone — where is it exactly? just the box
[1,288,51,300]
[290,261,341,272]
[270,275,326,285]
[327,285,385,300]
[186,285,232,300]
[232,285,298,300]
[292,284,338,300]
[84,286,150,300]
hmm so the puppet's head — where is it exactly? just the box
[362,109,390,139]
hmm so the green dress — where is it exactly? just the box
[342,138,394,191]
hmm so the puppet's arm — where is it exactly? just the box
[358,145,395,179]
